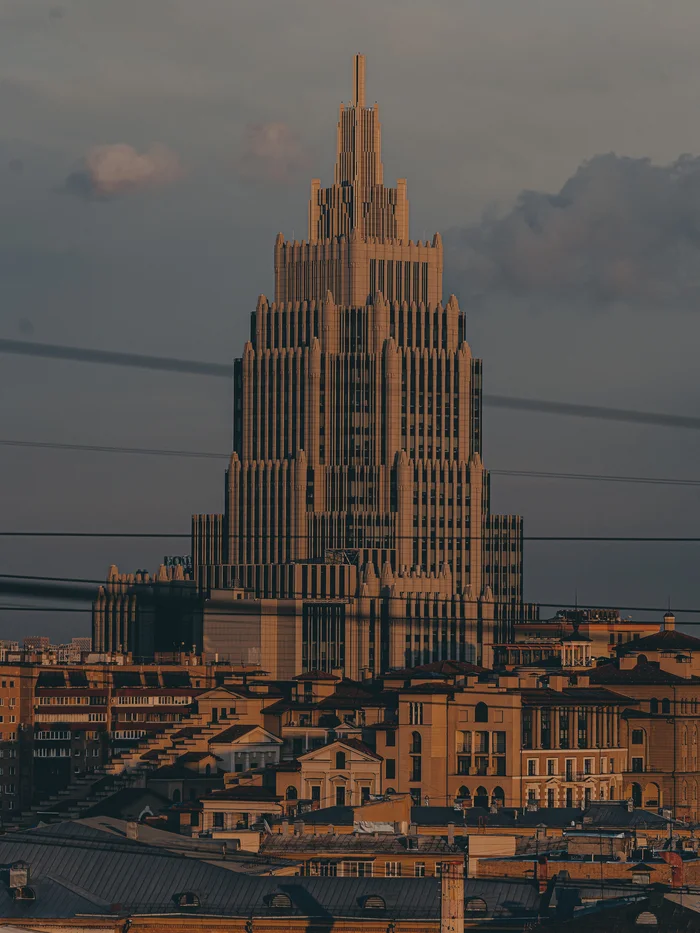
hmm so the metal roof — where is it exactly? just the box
[0,824,542,921]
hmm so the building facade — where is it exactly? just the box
[192,55,526,679]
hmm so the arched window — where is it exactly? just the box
[411,731,422,753]
[465,897,488,915]
[335,750,346,770]
[205,763,211,776]
[270,893,293,909]
[363,895,386,910]
[475,702,488,723]
[649,698,659,715]
[475,786,489,809]
[177,892,200,909]
[661,698,671,715]
[285,785,298,801]
[385,787,396,796]
[172,789,181,803]
[491,786,505,808]
[457,786,470,801]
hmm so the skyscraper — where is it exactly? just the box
[192,56,525,678]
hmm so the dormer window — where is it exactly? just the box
[177,892,200,909]
[270,893,293,909]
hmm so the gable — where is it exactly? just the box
[210,725,282,747]
[298,739,380,764]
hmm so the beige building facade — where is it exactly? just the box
[192,55,526,679]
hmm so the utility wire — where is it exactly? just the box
[0,573,698,616]
[2,338,699,431]
[1,532,700,541]
[1,437,699,490]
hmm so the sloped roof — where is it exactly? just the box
[209,724,257,743]
[386,660,486,678]
[205,786,281,802]
[590,660,686,686]
[261,832,462,856]
[293,671,340,682]
[618,629,700,653]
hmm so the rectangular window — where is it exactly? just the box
[415,862,426,877]
[527,759,537,776]
[409,703,424,725]
[632,730,644,745]
[547,759,556,776]
[547,788,555,808]
[584,758,593,775]
[411,757,422,782]
[386,759,396,780]
[385,730,396,747]
[493,731,506,754]
[385,862,401,877]
[631,757,644,773]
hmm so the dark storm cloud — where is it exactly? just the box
[446,153,700,309]
[64,143,183,200]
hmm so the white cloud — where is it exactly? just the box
[65,143,183,199]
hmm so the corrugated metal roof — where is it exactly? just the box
[261,832,461,855]
[0,823,543,921]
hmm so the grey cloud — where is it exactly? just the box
[65,143,183,200]
[238,122,308,185]
[446,153,700,309]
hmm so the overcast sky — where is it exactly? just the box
[1,0,700,641]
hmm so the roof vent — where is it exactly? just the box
[9,861,30,889]
[635,911,658,926]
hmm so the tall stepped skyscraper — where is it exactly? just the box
[192,56,525,678]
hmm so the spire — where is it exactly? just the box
[353,54,366,108]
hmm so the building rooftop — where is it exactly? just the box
[261,832,463,856]
[386,660,487,679]
[618,629,700,653]
[590,659,687,685]
[0,823,545,921]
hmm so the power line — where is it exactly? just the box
[0,573,698,617]
[3,338,699,431]
[2,436,699,490]
[1,532,700,541]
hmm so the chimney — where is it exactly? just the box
[409,822,418,835]
[328,824,334,835]
[126,821,138,841]
[663,612,676,632]
[281,819,289,835]
[293,820,304,835]
[536,856,549,895]
[9,862,29,890]
[440,861,464,933]
[627,798,635,813]
[447,822,455,846]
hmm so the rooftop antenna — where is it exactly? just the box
[353,53,366,108]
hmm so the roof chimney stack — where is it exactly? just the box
[663,612,676,632]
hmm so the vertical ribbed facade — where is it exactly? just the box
[193,56,524,677]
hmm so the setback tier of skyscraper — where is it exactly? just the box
[188,55,529,679]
